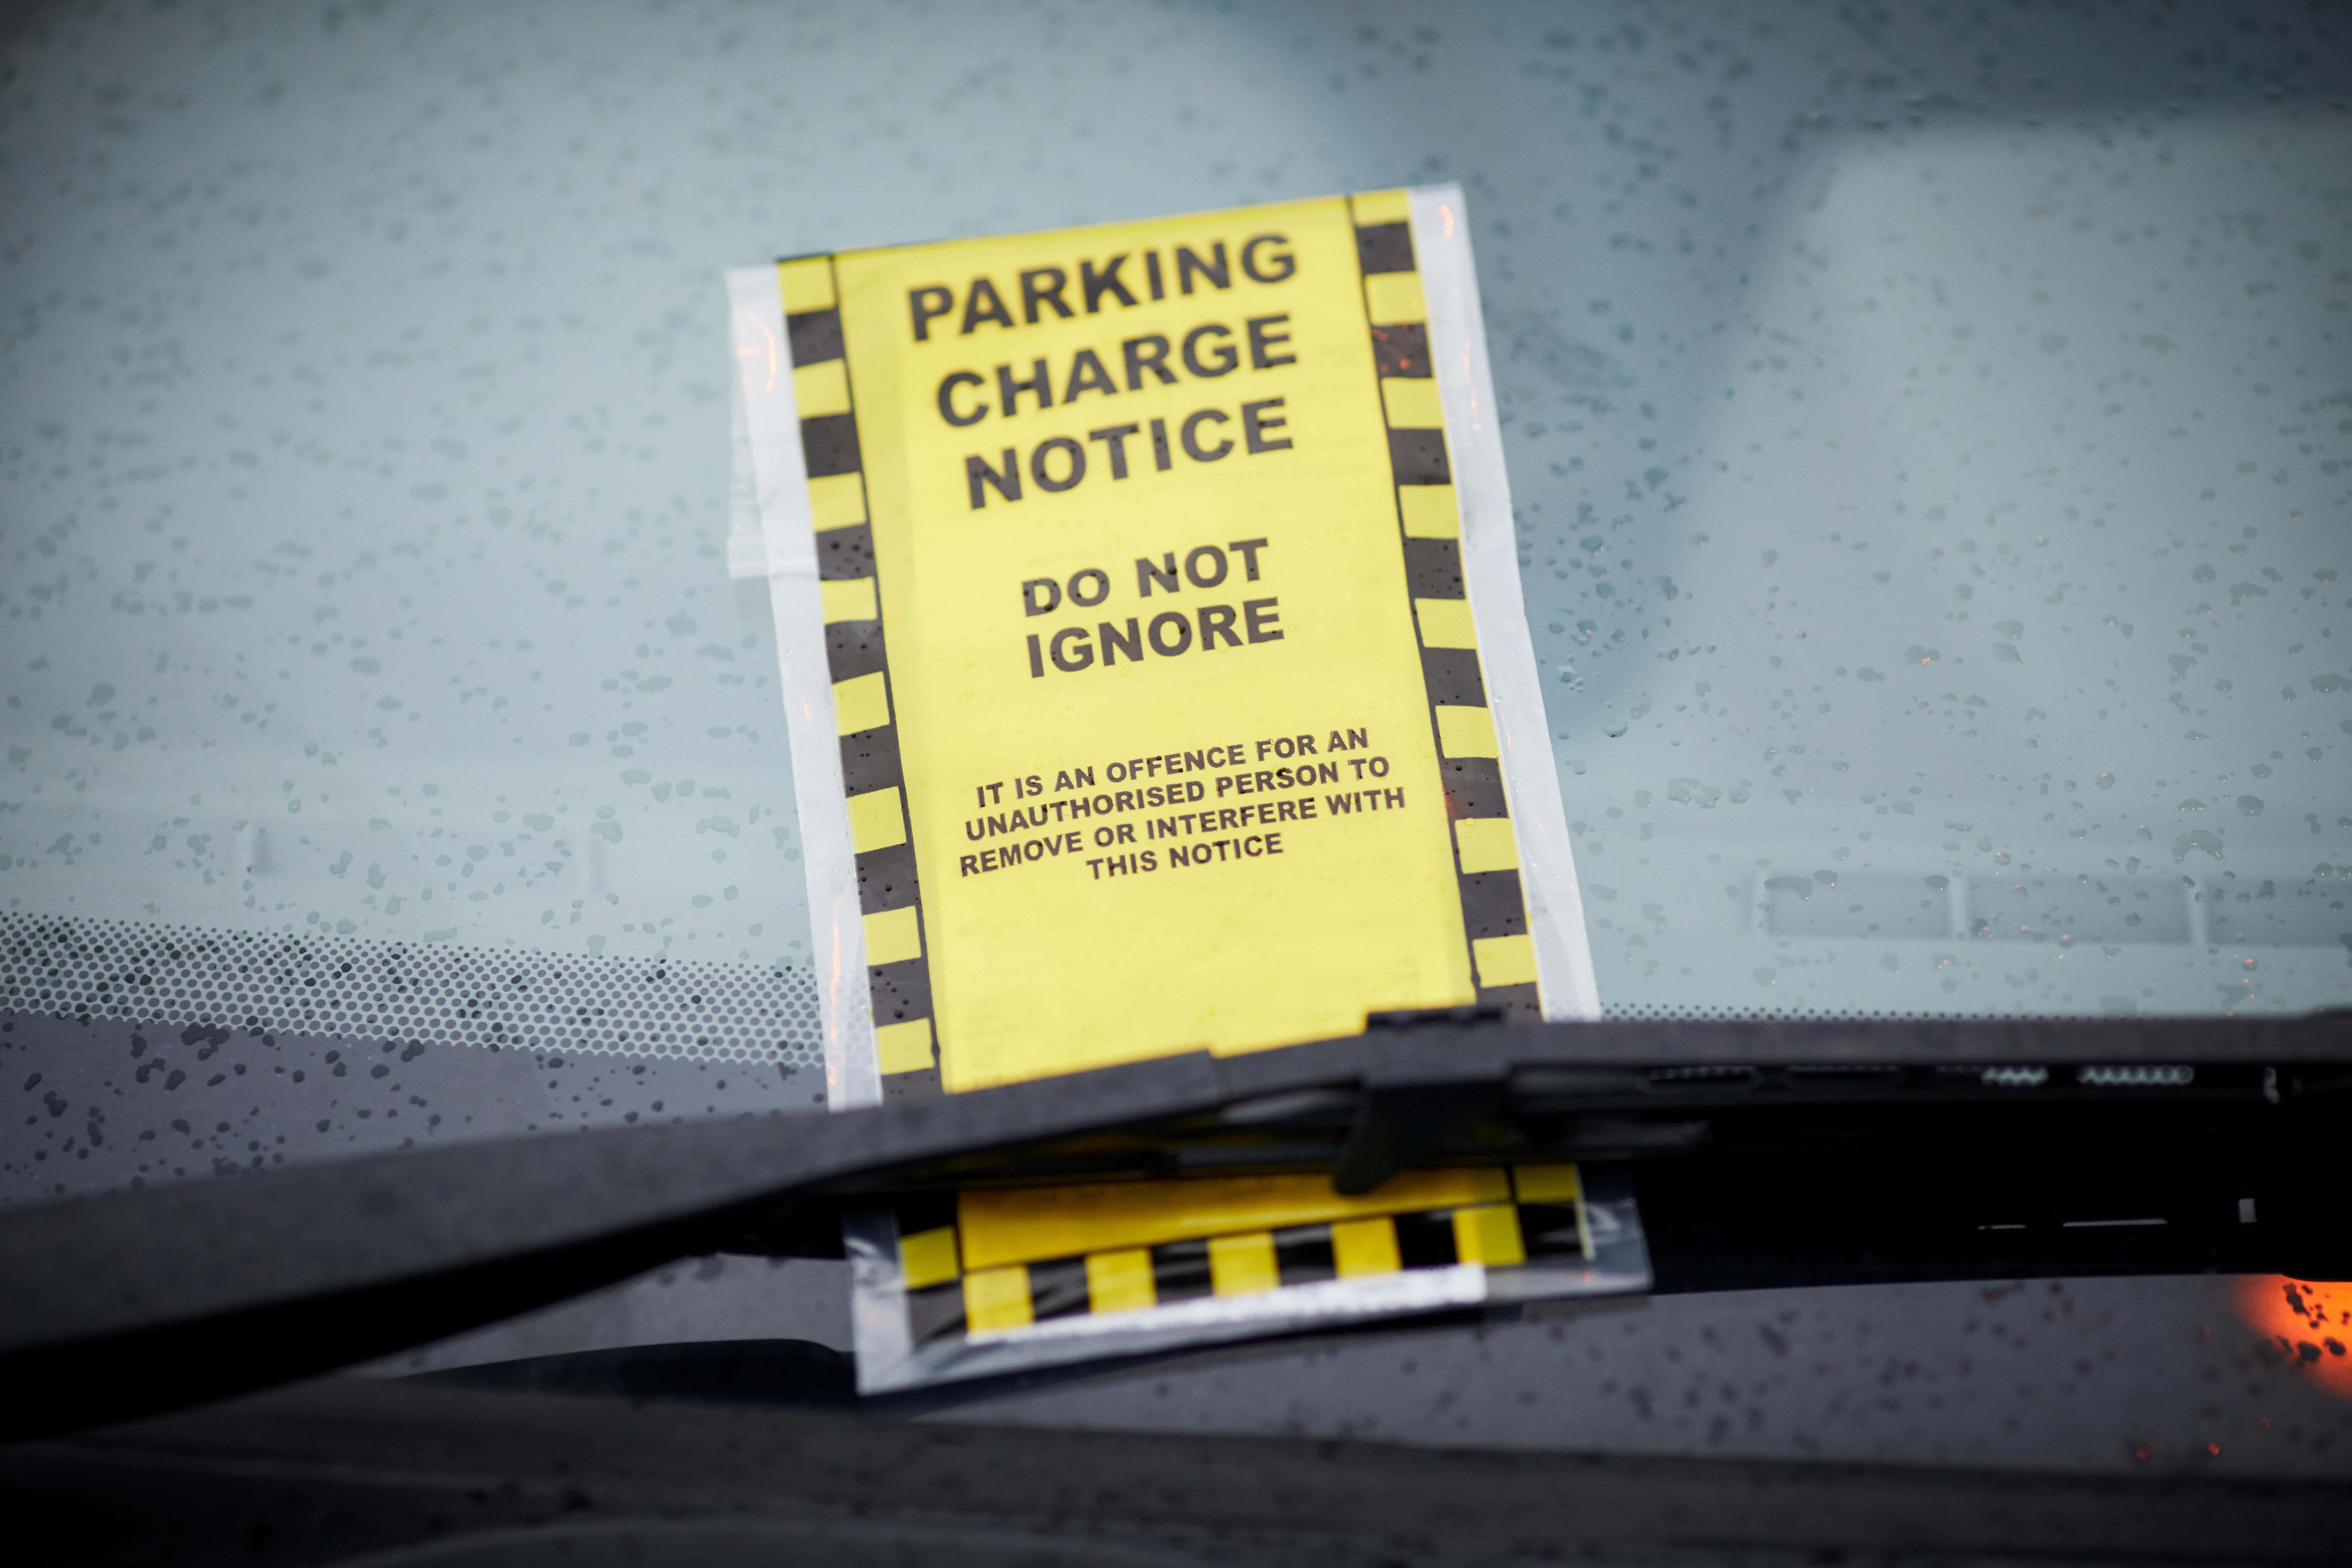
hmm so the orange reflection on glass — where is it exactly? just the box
[734,307,778,393]
[2233,1276,2352,1398]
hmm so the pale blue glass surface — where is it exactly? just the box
[5,3,2352,1020]
[2,0,2349,1481]
[5,1,2343,1022]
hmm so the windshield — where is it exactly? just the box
[2,0,2346,1482]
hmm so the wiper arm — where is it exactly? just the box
[3,1013,2346,1441]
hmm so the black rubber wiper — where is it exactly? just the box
[3,1012,2346,1441]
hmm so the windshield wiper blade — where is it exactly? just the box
[2,1012,2345,1441]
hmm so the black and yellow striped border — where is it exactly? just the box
[782,192,1537,1100]
[893,1163,1591,1347]
[777,254,940,1102]
[1347,190,1541,1020]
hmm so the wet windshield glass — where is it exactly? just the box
[2,0,2345,1478]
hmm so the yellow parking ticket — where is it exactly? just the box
[726,185,1615,1394]
[728,186,1594,1104]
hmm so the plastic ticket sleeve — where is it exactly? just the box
[725,186,1614,1392]
[847,1162,1649,1393]
[728,264,883,1108]
[726,185,1597,1109]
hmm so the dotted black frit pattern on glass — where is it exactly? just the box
[0,914,824,1065]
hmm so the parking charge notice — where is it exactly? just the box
[833,196,1478,1089]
